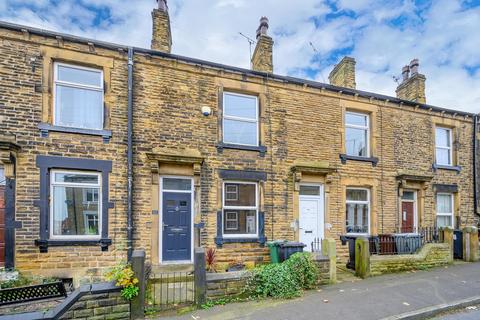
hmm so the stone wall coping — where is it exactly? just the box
[0,281,121,320]
[371,243,449,263]
[206,270,251,282]
[312,253,330,262]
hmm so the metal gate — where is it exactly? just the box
[146,272,195,311]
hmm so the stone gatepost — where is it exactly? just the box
[442,227,454,263]
[355,237,370,279]
[462,226,479,262]
[321,238,337,283]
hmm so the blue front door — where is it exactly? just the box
[162,192,191,261]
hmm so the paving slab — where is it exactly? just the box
[164,262,480,320]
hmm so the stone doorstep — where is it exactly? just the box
[150,263,194,275]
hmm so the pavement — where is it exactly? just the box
[165,262,480,320]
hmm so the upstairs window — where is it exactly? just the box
[223,92,259,146]
[345,112,369,157]
[223,182,258,237]
[436,193,453,228]
[54,63,104,130]
[435,127,452,166]
[50,171,101,239]
[346,188,370,234]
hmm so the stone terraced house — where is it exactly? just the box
[0,0,478,282]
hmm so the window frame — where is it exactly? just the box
[436,192,454,228]
[53,62,104,130]
[345,187,370,235]
[345,111,370,157]
[224,211,239,231]
[49,169,102,240]
[222,91,259,147]
[435,127,453,166]
[222,181,259,238]
[0,166,5,185]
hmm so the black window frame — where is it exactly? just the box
[34,156,113,252]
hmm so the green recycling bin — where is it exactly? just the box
[267,240,285,263]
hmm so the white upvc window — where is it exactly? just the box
[346,188,370,234]
[222,92,259,146]
[50,170,102,239]
[0,166,5,185]
[435,127,453,166]
[345,112,370,157]
[436,193,454,228]
[53,62,104,130]
[222,181,258,237]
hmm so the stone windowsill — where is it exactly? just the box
[38,123,112,143]
[216,142,267,156]
[432,163,461,172]
[339,154,379,166]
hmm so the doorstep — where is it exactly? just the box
[150,263,194,276]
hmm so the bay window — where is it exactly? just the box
[223,182,257,236]
[346,188,370,234]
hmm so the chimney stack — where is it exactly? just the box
[328,56,356,89]
[396,59,426,104]
[151,0,172,53]
[251,17,273,73]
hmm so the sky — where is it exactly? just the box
[1,0,479,113]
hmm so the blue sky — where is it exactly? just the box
[1,0,479,112]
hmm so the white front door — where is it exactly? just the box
[299,184,324,252]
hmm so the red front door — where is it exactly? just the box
[402,201,415,233]
[0,184,5,266]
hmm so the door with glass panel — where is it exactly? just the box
[161,177,193,262]
[401,191,417,233]
[299,184,324,251]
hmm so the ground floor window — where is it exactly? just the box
[436,193,454,228]
[346,188,369,234]
[51,170,101,238]
[223,182,257,236]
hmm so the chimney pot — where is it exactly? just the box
[401,65,410,82]
[409,58,419,75]
[256,16,269,39]
[396,58,426,104]
[157,0,168,12]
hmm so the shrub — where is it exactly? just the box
[105,263,139,300]
[284,252,319,290]
[245,252,319,299]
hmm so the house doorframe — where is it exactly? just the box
[159,175,194,264]
[401,190,418,233]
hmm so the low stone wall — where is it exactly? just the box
[370,243,452,276]
[1,282,130,320]
[206,271,249,299]
[314,255,331,285]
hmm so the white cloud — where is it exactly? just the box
[0,0,479,113]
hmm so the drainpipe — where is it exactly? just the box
[474,114,479,219]
[127,47,134,260]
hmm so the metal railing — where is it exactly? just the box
[310,237,323,253]
[146,272,195,310]
[369,227,442,255]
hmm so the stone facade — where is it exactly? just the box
[0,8,478,282]
[0,24,129,281]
